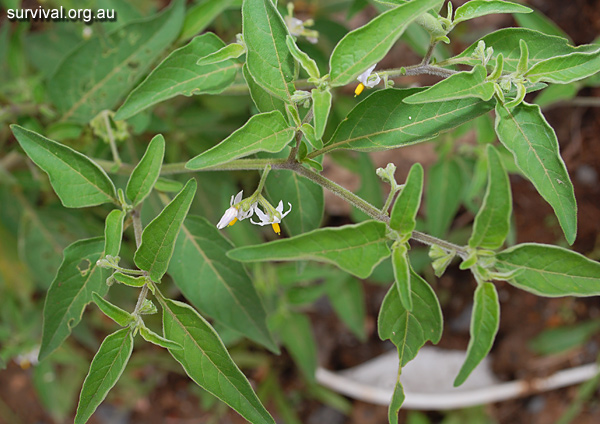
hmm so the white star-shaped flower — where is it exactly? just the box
[355,64,381,96]
[216,191,256,229]
[251,201,292,235]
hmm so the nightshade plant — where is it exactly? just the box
[4,0,600,423]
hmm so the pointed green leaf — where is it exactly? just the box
[329,0,444,86]
[453,1,532,25]
[126,134,165,206]
[388,379,406,424]
[286,35,319,79]
[378,270,443,367]
[454,28,598,72]
[321,88,494,154]
[92,292,134,327]
[526,49,600,84]
[390,163,423,237]
[179,0,234,41]
[113,272,147,288]
[228,221,390,279]
[139,325,182,350]
[243,0,295,102]
[403,65,495,104]
[168,216,277,352]
[115,32,239,121]
[265,170,324,236]
[11,125,117,207]
[160,297,276,424]
[311,88,332,141]
[186,111,295,169]
[454,282,500,386]
[426,157,463,238]
[197,43,245,66]
[326,276,367,341]
[104,210,125,257]
[242,64,287,116]
[495,243,600,297]
[74,328,133,424]
[134,179,197,282]
[39,237,110,362]
[468,145,512,250]
[495,102,576,244]
[50,0,184,123]
[392,245,412,311]
[276,312,318,382]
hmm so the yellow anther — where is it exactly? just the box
[228,217,238,227]
[272,223,281,235]
[354,83,365,97]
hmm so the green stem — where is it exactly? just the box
[381,187,399,215]
[286,162,468,257]
[130,207,149,316]
[103,111,121,167]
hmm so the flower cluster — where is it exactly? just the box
[217,191,292,235]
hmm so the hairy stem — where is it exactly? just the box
[104,111,121,167]
[130,207,149,315]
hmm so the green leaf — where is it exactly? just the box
[39,237,110,362]
[115,33,239,121]
[160,297,276,424]
[197,43,245,66]
[154,177,184,193]
[139,325,182,350]
[526,49,600,84]
[528,320,600,356]
[312,88,332,141]
[426,157,463,238]
[228,221,391,279]
[392,245,412,311]
[276,312,318,382]
[388,379,406,424]
[186,111,295,169]
[242,64,287,116]
[74,328,133,424]
[113,272,147,288]
[286,35,320,79]
[11,125,117,207]
[454,282,500,387]
[243,0,295,102]
[168,216,277,352]
[265,171,324,236]
[326,276,367,341]
[126,134,165,206]
[378,269,443,367]
[403,65,495,104]
[390,163,423,238]
[453,0,532,25]
[454,28,597,72]
[495,243,600,297]
[49,0,184,123]
[322,88,494,154]
[351,153,383,223]
[329,0,444,86]
[92,292,134,327]
[513,7,572,41]
[179,0,234,42]
[104,210,125,257]
[494,102,576,244]
[134,179,197,282]
[468,145,512,250]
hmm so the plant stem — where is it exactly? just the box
[285,162,468,257]
[103,111,121,167]
[95,158,288,175]
[287,108,314,162]
[130,207,149,315]
[381,187,399,215]
[421,41,438,66]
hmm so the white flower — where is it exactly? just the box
[251,201,292,235]
[355,64,381,96]
[285,15,319,44]
[216,191,256,229]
